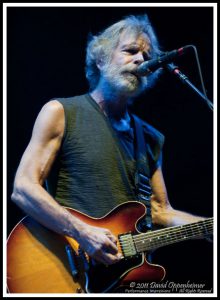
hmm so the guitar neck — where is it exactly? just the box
[133,218,213,253]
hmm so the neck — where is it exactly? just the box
[90,86,129,121]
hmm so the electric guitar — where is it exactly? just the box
[7,201,213,293]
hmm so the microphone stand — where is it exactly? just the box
[165,64,213,110]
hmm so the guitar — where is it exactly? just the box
[7,201,213,293]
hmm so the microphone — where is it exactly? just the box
[136,45,191,76]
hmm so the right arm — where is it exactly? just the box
[11,100,121,265]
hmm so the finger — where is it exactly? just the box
[104,239,119,254]
[102,228,118,246]
[103,229,116,239]
[93,251,122,265]
[107,233,118,245]
[102,252,123,265]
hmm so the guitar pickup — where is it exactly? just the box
[118,232,137,258]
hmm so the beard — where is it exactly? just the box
[101,63,149,98]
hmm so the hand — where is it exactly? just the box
[77,224,123,265]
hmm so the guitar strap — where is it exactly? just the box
[132,114,153,233]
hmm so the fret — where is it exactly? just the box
[133,218,213,253]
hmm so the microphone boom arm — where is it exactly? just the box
[165,64,213,110]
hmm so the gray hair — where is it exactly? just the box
[85,14,162,91]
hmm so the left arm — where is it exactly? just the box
[150,167,206,227]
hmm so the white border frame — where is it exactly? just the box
[3,2,217,298]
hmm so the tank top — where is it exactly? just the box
[46,94,164,218]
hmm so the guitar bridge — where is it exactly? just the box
[119,232,137,258]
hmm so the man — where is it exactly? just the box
[11,14,211,271]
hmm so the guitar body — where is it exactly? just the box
[7,201,165,293]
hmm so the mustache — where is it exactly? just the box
[120,65,139,75]
[104,63,148,88]
[106,63,138,76]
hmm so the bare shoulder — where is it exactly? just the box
[39,100,64,125]
[33,100,65,140]
[41,99,64,113]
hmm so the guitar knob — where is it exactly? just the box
[76,287,83,293]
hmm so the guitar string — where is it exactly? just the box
[121,220,213,246]
[119,220,213,246]
[119,218,212,242]
[134,222,213,244]
[135,231,213,252]
[121,227,212,249]
[133,219,213,242]
[120,227,213,252]
[119,225,213,253]
[119,221,213,252]
[135,224,213,245]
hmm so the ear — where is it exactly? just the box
[96,56,105,71]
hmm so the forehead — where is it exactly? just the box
[117,30,151,51]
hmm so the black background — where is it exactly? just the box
[7,6,214,291]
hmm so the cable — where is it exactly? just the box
[189,45,213,111]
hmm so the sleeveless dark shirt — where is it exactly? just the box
[46,94,164,218]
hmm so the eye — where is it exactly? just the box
[124,48,138,55]
[123,48,151,61]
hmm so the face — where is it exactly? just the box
[100,31,152,97]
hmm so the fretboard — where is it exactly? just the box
[133,218,213,253]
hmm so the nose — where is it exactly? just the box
[133,52,145,65]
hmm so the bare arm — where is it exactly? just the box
[150,167,206,227]
[11,100,121,264]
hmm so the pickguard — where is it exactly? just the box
[86,254,144,293]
